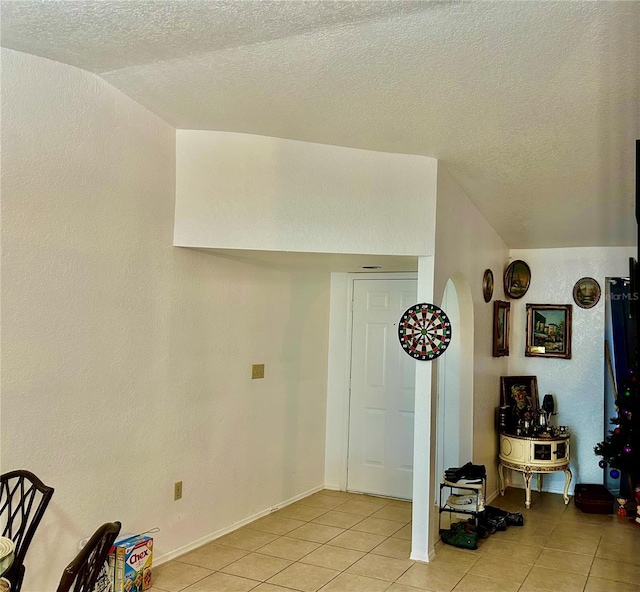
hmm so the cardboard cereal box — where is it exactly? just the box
[112,535,153,592]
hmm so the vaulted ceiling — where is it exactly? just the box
[2,0,638,249]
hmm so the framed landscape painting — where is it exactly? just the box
[525,304,572,359]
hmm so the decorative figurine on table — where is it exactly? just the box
[617,498,627,517]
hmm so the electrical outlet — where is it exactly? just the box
[252,364,265,379]
[174,481,183,501]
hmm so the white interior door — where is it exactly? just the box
[347,277,417,499]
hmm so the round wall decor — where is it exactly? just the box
[483,269,494,303]
[398,303,452,360]
[573,277,601,309]
[504,260,531,299]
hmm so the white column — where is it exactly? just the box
[410,255,436,562]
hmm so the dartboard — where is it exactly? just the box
[398,303,452,360]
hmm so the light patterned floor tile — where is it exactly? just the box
[335,499,386,517]
[300,545,366,571]
[257,536,321,561]
[590,557,640,585]
[252,584,300,592]
[551,522,603,541]
[452,573,520,592]
[318,572,390,592]
[396,563,464,592]
[312,511,365,529]
[154,489,638,592]
[534,548,593,575]
[287,522,345,543]
[178,543,249,571]
[181,571,258,592]
[468,553,532,583]
[250,514,307,535]
[274,504,329,522]
[518,565,587,592]
[479,539,541,563]
[600,522,640,545]
[585,576,640,592]
[356,494,394,507]
[151,561,213,592]
[320,490,359,500]
[327,529,387,552]
[387,584,428,592]
[267,562,340,592]
[596,537,640,564]
[220,552,292,581]
[429,545,480,571]
[370,536,412,560]
[371,505,412,523]
[297,493,351,511]
[350,516,405,536]
[346,552,413,581]
[492,527,548,547]
[388,499,412,509]
[215,528,279,552]
[391,523,412,540]
[544,532,599,555]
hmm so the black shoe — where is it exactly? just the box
[485,506,508,519]
[489,517,507,531]
[472,512,496,536]
[445,462,472,482]
[506,512,524,526]
[467,518,490,539]
[461,464,486,480]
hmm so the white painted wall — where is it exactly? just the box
[1,49,329,590]
[437,280,462,476]
[324,273,353,492]
[434,167,510,502]
[507,247,635,493]
[175,130,438,256]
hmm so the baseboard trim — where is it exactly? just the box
[153,484,325,566]
[486,488,500,504]
[410,550,432,563]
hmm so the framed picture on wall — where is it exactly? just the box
[503,260,531,299]
[525,304,572,359]
[483,269,494,303]
[573,277,601,309]
[500,375,539,420]
[493,300,510,357]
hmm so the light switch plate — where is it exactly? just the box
[252,364,265,379]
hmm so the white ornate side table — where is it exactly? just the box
[498,432,572,509]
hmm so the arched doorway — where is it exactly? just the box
[436,273,474,494]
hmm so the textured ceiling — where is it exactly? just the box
[2,0,638,249]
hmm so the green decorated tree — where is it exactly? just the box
[595,372,639,489]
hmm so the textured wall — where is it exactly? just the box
[434,166,510,501]
[1,49,329,590]
[507,247,635,493]
[175,130,437,256]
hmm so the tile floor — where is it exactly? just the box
[151,488,640,592]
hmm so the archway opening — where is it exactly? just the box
[436,273,474,497]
